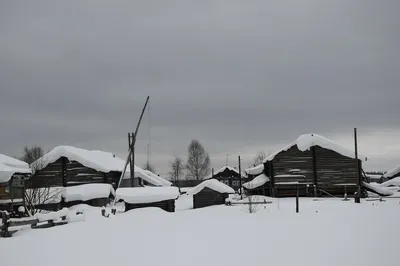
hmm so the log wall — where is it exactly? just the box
[193,187,229,209]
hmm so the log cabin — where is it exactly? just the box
[0,154,31,213]
[243,133,368,197]
[205,166,245,192]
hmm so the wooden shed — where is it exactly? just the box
[205,166,245,192]
[244,134,367,197]
[0,154,31,214]
[187,179,235,209]
[116,187,180,212]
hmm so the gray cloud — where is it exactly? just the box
[1,0,399,175]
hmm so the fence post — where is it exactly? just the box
[1,211,11,238]
[296,185,299,213]
[344,185,348,201]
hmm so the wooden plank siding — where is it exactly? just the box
[193,187,229,209]
[31,157,121,188]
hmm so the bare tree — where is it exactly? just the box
[169,156,185,182]
[20,148,62,215]
[20,146,44,164]
[186,140,210,180]
[143,161,156,172]
[253,151,266,166]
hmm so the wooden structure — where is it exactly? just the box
[244,134,366,198]
[206,166,245,192]
[0,154,31,214]
[188,179,235,209]
[124,199,175,213]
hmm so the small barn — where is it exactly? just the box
[0,154,31,213]
[244,133,368,197]
[116,187,180,212]
[187,179,235,209]
[205,166,245,192]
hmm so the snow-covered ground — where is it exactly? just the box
[1,197,399,266]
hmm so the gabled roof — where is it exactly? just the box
[262,133,363,163]
[34,146,162,186]
[0,154,31,183]
[205,165,244,180]
[186,179,235,195]
[382,164,400,179]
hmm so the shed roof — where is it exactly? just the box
[0,154,31,183]
[382,164,400,179]
[243,173,270,190]
[186,179,235,195]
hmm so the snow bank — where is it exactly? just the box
[187,179,235,195]
[34,208,69,222]
[243,173,270,189]
[61,183,115,202]
[245,164,263,176]
[116,187,180,204]
[0,154,31,182]
[143,170,172,186]
[383,164,400,179]
[381,177,400,187]
[363,182,393,196]
[262,133,365,163]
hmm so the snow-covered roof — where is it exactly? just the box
[186,179,235,195]
[263,133,364,163]
[116,187,180,204]
[122,168,163,186]
[0,154,31,183]
[382,164,400,179]
[61,183,116,202]
[245,164,264,176]
[381,177,400,187]
[205,166,244,179]
[35,146,162,186]
[243,173,270,189]
[143,170,172,186]
[362,181,393,196]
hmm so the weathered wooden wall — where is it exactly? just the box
[124,199,175,212]
[210,168,243,191]
[193,187,229,209]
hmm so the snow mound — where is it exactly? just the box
[381,177,400,187]
[0,154,31,182]
[187,179,235,195]
[143,170,172,186]
[383,164,400,179]
[243,173,270,189]
[245,164,264,176]
[34,208,69,222]
[62,183,115,202]
[262,133,365,163]
[363,182,393,196]
[116,187,180,204]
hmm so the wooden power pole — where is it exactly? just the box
[354,128,361,203]
[238,156,242,199]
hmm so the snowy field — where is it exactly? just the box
[1,196,400,266]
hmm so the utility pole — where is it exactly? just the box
[238,156,242,199]
[354,128,361,203]
[226,154,228,166]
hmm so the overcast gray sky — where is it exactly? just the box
[1,0,399,175]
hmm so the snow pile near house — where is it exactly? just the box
[34,208,69,222]
[143,170,172,186]
[116,187,180,204]
[0,154,31,182]
[381,177,400,187]
[262,133,364,163]
[245,164,263,176]
[187,179,235,195]
[383,164,400,179]
[243,173,270,189]
[363,182,393,196]
[61,183,115,202]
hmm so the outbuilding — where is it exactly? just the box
[187,179,235,209]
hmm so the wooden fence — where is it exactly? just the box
[0,211,68,238]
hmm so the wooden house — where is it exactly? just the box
[0,154,31,213]
[187,179,235,209]
[243,133,368,197]
[116,187,180,212]
[205,166,245,192]
[30,146,165,208]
